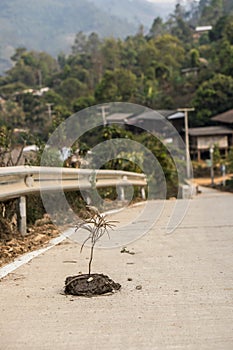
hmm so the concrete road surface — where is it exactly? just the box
[1,186,233,349]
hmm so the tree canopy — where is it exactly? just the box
[0,0,233,135]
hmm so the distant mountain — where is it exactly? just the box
[93,0,174,26]
[0,0,174,74]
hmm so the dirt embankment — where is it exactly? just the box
[0,216,60,267]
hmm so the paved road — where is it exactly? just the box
[1,187,233,349]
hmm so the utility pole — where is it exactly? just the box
[46,103,53,119]
[98,105,109,126]
[209,145,214,187]
[38,70,42,89]
[177,107,195,179]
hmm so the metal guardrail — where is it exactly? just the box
[0,166,147,200]
[0,166,147,234]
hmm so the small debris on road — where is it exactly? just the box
[136,285,142,290]
[121,247,135,255]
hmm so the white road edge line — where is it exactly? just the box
[0,233,68,279]
[0,202,146,279]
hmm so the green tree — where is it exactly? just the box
[213,144,221,166]
[95,69,137,102]
[214,39,233,76]
[120,37,138,71]
[101,38,122,71]
[0,99,25,128]
[0,82,27,96]
[42,89,65,105]
[7,49,58,88]
[10,47,27,62]
[169,3,193,43]
[86,32,103,87]
[147,17,165,39]
[72,32,88,55]
[137,41,158,79]
[73,96,95,113]
[153,34,185,73]
[56,77,87,102]
[190,48,200,67]
[136,132,178,198]
[227,147,233,172]
[199,0,224,25]
[209,15,228,41]
[191,74,233,126]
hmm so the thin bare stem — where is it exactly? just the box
[88,244,94,275]
[75,208,118,275]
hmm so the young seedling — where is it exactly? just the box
[75,206,117,275]
[64,206,121,296]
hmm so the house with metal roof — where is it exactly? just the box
[106,109,185,148]
[106,110,184,132]
[193,26,213,41]
[188,126,233,161]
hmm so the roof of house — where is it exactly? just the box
[159,110,184,119]
[188,126,233,137]
[123,110,184,125]
[106,113,133,122]
[211,109,233,124]
[127,111,163,124]
[195,26,212,32]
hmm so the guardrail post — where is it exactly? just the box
[18,196,27,236]
[119,186,125,201]
[141,187,146,200]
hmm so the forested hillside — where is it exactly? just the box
[0,0,233,140]
[0,0,233,220]
[0,0,172,73]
